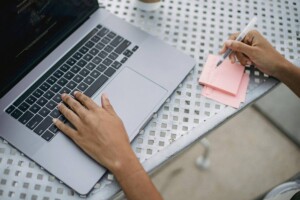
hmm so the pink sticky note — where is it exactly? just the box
[199,54,245,95]
[202,73,250,108]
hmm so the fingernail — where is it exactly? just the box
[247,61,252,65]
[57,103,61,108]
[61,93,66,97]
[52,118,57,123]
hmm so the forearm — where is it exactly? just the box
[111,150,163,200]
[275,60,300,98]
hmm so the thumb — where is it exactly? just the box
[225,40,253,56]
[101,93,116,114]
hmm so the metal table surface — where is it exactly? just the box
[1,0,299,199]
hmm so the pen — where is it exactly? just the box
[216,16,258,67]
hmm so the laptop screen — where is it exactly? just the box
[0,0,98,98]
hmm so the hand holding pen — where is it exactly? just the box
[217,17,258,67]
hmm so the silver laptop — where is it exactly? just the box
[0,0,195,196]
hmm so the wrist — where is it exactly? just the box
[274,59,294,81]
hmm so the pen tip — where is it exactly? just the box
[216,61,222,67]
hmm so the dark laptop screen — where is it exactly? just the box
[0,0,98,98]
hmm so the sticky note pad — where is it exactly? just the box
[199,54,245,95]
[202,73,250,108]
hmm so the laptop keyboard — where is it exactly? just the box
[5,24,139,142]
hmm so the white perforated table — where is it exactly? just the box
[1,0,299,199]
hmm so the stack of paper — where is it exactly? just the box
[198,54,250,108]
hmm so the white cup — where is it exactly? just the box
[135,0,161,11]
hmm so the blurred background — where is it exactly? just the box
[150,83,300,200]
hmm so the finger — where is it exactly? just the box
[101,93,116,115]
[61,93,87,118]
[57,102,81,127]
[224,40,253,56]
[229,53,236,63]
[74,91,99,111]
[219,32,239,54]
[53,118,78,140]
[235,52,250,66]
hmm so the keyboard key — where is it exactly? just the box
[102,58,113,66]
[18,102,30,112]
[50,84,62,93]
[53,70,64,79]
[40,82,51,91]
[77,59,87,67]
[59,87,71,94]
[46,76,57,85]
[57,77,68,87]
[5,105,15,114]
[132,45,139,51]
[111,36,124,47]
[79,46,89,54]
[96,24,102,29]
[91,35,100,43]
[108,52,118,60]
[34,117,52,135]
[84,75,108,97]
[66,81,77,90]
[111,61,122,69]
[97,27,109,37]
[115,40,131,54]
[50,109,61,118]
[98,51,108,59]
[96,64,107,72]
[11,109,23,119]
[72,52,83,60]
[107,31,116,39]
[77,82,88,91]
[60,64,71,72]
[18,111,34,124]
[92,56,102,65]
[29,104,41,113]
[49,124,59,134]
[90,70,101,79]
[83,76,95,85]
[104,68,116,77]
[104,45,114,53]
[53,94,62,103]
[83,53,93,62]
[25,96,37,105]
[42,131,55,141]
[85,41,95,48]
[86,63,96,71]
[74,74,84,83]
[32,89,44,98]
[70,65,81,74]
[95,42,105,50]
[46,100,56,110]
[39,107,50,117]
[123,49,133,57]
[26,115,43,130]
[79,68,90,77]
[121,57,128,63]
[36,97,48,107]
[101,37,110,44]
[64,71,75,80]
[43,90,55,100]
[89,48,99,56]
[66,58,76,66]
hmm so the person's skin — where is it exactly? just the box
[52,92,163,200]
[219,30,300,98]
[53,30,299,200]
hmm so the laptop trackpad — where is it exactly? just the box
[94,67,167,140]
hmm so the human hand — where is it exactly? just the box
[52,92,135,173]
[219,30,289,78]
